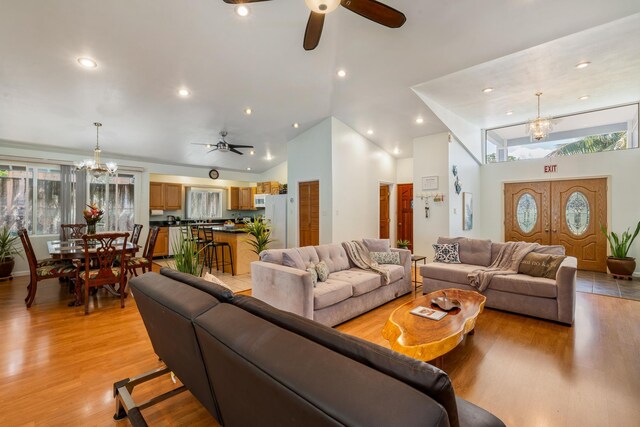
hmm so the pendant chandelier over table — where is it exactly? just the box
[74,122,118,179]
[525,93,553,141]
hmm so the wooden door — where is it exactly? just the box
[149,182,165,210]
[164,184,183,210]
[504,181,551,245]
[396,184,413,251]
[551,178,607,272]
[299,181,319,247]
[379,185,390,239]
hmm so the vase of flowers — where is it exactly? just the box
[83,203,104,235]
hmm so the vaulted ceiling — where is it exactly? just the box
[1,0,639,172]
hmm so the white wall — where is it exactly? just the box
[480,148,640,274]
[330,118,397,243]
[259,161,288,184]
[287,118,333,247]
[396,158,413,183]
[448,138,481,238]
[413,133,450,259]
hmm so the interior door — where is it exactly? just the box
[379,184,390,239]
[504,181,551,244]
[551,178,607,272]
[396,184,413,251]
[298,181,319,247]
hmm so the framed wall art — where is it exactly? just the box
[422,176,439,191]
[463,192,473,230]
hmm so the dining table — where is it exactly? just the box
[47,238,139,306]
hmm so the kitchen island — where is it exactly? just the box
[197,225,258,276]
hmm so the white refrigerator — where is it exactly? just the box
[264,194,287,249]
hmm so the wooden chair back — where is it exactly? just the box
[130,224,143,246]
[61,224,87,240]
[18,228,38,273]
[81,232,129,287]
[143,226,160,259]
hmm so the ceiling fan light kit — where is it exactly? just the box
[305,0,341,14]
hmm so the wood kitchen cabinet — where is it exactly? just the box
[149,182,183,210]
[154,227,169,257]
[229,187,240,210]
[239,187,256,210]
[255,181,281,195]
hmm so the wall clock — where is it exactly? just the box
[208,169,219,180]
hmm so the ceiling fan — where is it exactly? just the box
[222,0,406,50]
[192,131,254,155]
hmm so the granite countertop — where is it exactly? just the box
[149,220,248,233]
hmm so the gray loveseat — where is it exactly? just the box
[123,268,505,427]
[252,239,412,326]
[421,237,578,325]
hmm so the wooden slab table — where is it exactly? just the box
[382,289,486,368]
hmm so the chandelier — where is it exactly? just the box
[75,122,118,178]
[525,92,553,141]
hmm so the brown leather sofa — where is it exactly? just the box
[121,268,505,427]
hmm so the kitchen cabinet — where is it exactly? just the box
[149,182,183,210]
[229,187,240,210]
[239,187,256,210]
[256,181,281,195]
[155,227,169,257]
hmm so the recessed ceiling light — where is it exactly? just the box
[77,57,97,68]
[579,95,590,100]
[292,122,299,128]
[575,61,591,69]
[506,111,513,116]
[482,87,494,93]
[367,129,374,135]
[415,117,424,124]
[206,144,211,149]
[337,69,347,78]
[177,88,191,97]
[266,154,273,161]
[246,167,251,171]
[393,147,400,155]
[244,108,252,115]
[235,5,250,16]
[250,150,255,155]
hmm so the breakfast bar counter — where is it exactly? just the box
[199,225,258,275]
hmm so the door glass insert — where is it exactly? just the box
[516,193,537,233]
[566,191,590,236]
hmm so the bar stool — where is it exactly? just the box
[207,228,234,276]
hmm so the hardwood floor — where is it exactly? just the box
[1,271,639,426]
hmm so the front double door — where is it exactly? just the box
[504,178,607,272]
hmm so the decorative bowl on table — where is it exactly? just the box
[223,221,236,229]
[431,296,462,311]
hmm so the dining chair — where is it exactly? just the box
[127,226,160,277]
[18,228,77,308]
[75,232,130,315]
[130,224,143,246]
[60,224,87,240]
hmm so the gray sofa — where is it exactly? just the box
[123,268,505,427]
[251,239,412,326]
[421,237,578,325]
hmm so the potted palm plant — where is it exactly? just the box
[242,215,274,256]
[170,232,208,276]
[396,239,411,250]
[601,221,640,277]
[0,226,23,279]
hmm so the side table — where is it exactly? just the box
[411,255,426,291]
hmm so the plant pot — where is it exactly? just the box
[0,258,15,278]
[606,257,636,276]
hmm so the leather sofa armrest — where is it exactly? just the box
[555,256,577,325]
[391,248,412,287]
[250,261,315,319]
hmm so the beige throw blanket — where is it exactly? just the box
[468,242,540,292]
[342,240,391,285]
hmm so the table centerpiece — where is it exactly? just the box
[83,203,104,235]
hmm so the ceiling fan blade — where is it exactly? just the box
[229,148,244,155]
[303,12,325,51]
[228,144,254,149]
[340,0,406,28]
[207,147,219,153]
[191,143,212,146]
[222,0,271,4]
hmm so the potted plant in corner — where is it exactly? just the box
[396,239,411,250]
[0,226,23,280]
[601,221,640,278]
[170,232,208,277]
[242,215,274,256]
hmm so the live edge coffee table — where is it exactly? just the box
[382,289,486,368]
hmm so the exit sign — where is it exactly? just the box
[544,164,557,173]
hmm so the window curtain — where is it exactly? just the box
[75,169,87,229]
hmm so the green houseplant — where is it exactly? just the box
[170,232,208,277]
[0,226,23,279]
[600,221,640,277]
[396,239,411,250]
[242,215,274,256]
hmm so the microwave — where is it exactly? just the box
[254,194,267,208]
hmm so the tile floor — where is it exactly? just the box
[152,259,253,292]
[577,270,640,301]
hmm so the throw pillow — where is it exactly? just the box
[363,238,390,253]
[518,253,566,279]
[202,272,234,293]
[315,260,330,282]
[282,250,306,270]
[432,243,461,264]
[370,251,401,265]
[306,263,318,287]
